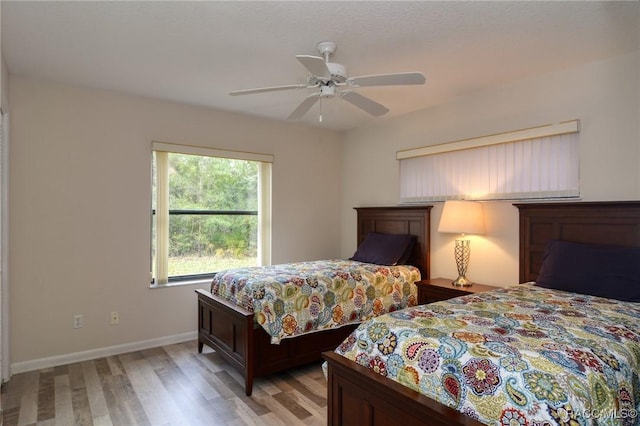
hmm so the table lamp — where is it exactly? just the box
[438,200,485,286]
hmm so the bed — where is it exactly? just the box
[323,201,640,426]
[196,205,431,396]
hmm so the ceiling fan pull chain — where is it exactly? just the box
[319,97,323,123]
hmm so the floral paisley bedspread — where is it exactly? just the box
[210,259,420,344]
[333,285,640,425]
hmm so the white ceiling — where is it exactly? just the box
[2,1,639,132]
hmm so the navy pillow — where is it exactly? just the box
[535,240,640,302]
[350,232,414,266]
[397,237,416,265]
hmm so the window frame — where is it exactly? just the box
[151,141,273,286]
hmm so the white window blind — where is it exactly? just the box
[398,120,580,202]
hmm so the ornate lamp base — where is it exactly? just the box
[452,239,473,287]
[452,275,473,287]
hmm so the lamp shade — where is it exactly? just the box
[438,200,485,235]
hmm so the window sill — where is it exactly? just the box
[149,278,211,289]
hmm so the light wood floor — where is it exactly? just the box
[1,341,329,426]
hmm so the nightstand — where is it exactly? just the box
[416,278,497,304]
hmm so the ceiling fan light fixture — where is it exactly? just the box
[320,85,335,97]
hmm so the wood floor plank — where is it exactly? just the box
[154,360,222,425]
[80,360,112,425]
[67,362,94,426]
[54,374,74,426]
[271,391,312,420]
[287,363,328,397]
[191,347,232,375]
[18,371,39,426]
[228,396,289,426]
[95,357,149,426]
[37,370,55,422]
[280,368,326,407]
[220,397,259,426]
[190,356,240,401]
[91,414,114,426]
[277,387,326,425]
[38,418,57,426]
[214,370,271,417]
[162,341,221,401]
[120,356,191,426]
[253,374,281,396]
[269,375,326,421]
[105,356,124,377]
[1,340,329,426]
[252,390,311,426]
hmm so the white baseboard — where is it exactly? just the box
[10,331,198,375]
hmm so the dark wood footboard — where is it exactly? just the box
[323,351,485,426]
[197,288,358,395]
[196,288,255,392]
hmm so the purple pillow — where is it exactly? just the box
[350,232,414,266]
[535,240,640,302]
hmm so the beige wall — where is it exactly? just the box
[9,77,343,365]
[341,51,640,286]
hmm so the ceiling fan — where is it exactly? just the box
[229,41,426,121]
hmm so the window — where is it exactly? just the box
[397,120,580,202]
[151,142,272,285]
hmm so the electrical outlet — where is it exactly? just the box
[73,314,83,329]
[110,311,119,325]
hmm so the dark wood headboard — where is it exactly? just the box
[516,201,640,283]
[354,206,432,279]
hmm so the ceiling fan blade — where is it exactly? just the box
[296,55,330,78]
[230,84,307,96]
[288,93,320,120]
[347,72,426,87]
[339,90,389,116]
